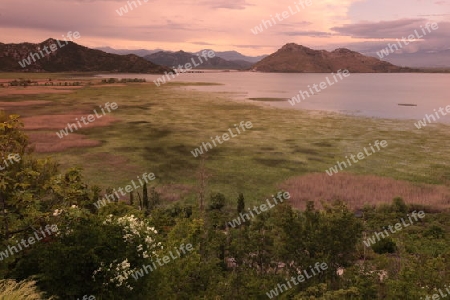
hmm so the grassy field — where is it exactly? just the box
[1,73,450,210]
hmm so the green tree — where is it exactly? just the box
[142,182,149,215]
[237,193,245,214]
[129,191,134,206]
[209,193,225,211]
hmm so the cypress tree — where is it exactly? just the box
[143,183,149,214]
[237,193,245,214]
[129,191,134,206]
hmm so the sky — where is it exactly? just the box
[0,0,449,56]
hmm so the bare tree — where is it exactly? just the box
[196,155,211,213]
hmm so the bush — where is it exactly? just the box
[392,197,408,214]
[372,237,397,254]
[424,224,445,239]
[209,193,226,211]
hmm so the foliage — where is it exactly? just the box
[208,193,226,211]
[2,113,450,299]
[0,279,52,300]
[372,237,397,254]
[237,193,245,214]
[13,208,161,299]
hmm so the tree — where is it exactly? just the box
[392,197,408,214]
[0,113,57,243]
[237,193,245,214]
[209,193,225,211]
[129,191,134,206]
[196,156,210,213]
[14,208,160,299]
[142,182,149,215]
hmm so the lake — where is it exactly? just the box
[99,72,450,123]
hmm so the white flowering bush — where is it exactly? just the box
[92,214,162,290]
[92,259,135,290]
[50,204,87,237]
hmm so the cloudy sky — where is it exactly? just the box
[0,0,449,56]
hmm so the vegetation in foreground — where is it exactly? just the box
[0,110,449,299]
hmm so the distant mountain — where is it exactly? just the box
[96,46,163,57]
[144,50,252,69]
[252,43,414,73]
[97,46,266,64]
[0,39,171,73]
[194,49,267,63]
[365,49,450,68]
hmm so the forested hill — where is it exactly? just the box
[0,39,172,73]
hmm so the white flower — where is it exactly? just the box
[52,209,63,216]
[94,214,161,291]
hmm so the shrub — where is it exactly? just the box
[424,224,445,239]
[209,193,226,211]
[392,197,408,214]
[372,237,397,254]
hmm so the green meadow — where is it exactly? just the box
[2,74,450,207]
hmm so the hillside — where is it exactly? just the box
[95,46,162,57]
[144,50,252,70]
[194,49,267,63]
[0,39,171,73]
[252,43,414,73]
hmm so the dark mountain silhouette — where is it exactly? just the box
[95,46,162,57]
[144,50,252,69]
[194,49,267,63]
[97,46,267,64]
[0,39,171,73]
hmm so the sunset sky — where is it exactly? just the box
[0,0,449,56]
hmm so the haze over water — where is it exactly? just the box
[102,72,450,123]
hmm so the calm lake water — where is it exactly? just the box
[99,72,450,123]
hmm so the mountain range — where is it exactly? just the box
[144,50,253,70]
[0,39,435,73]
[0,39,171,73]
[97,47,267,65]
[99,46,450,69]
